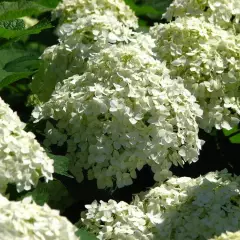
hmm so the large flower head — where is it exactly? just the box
[32,44,203,189]
[82,170,240,239]
[150,17,240,132]
[0,97,53,194]
[163,0,240,32]
[53,0,138,29]
[0,194,78,240]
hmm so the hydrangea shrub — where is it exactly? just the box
[81,170,240,239]
[0,97,54,194]
[32,44,203,188]
[0,194,78,240]
[150,16,240,132]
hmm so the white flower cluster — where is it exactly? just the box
[0,97,54,194]
[163,0,240,32]
[31,18,153,102]
[53,0,138,29]
[31,0,142,102]
[0,194,78,240]
[150,16,240,132]
[211,231,240,240]
[81,170,240,240]
[32,44,203,189]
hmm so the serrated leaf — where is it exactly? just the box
[4,55,40,72]
[223,126,240,144]
[0,19,52,39]
[48,153,74,178]
[0,1,51,21]
[75,229,97,240]
[23,180,75,211]
[0,19,25,30]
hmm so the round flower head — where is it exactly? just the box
[163,0,240,32]
[82,170,240,240]
[53,0,138,29]
[0,194,78,240]
[150,17,240,132]
[32,44,203,189]
[31,13,153,102]
[0,97,54,194]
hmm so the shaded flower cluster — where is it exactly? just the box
[150,16,240,132]
[0,194,78,240]
[32,44,203,189]
[0,97,53,194]
[81,170,240,239]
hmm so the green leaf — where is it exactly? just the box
[0,71,32,88]
[4,55,41,72]
[0,48,38,88]
[223,126,240,144]
[0,19,25,30]
[75,229,97,240]
[0,19,52,39]
[0,1,51,21]
[23,180,75,211]
[47,153,74,178]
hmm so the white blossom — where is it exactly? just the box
[0,194,78,240]
[150,16,240,132]
[81,170,240,240]
[163,0,240,32]
[53,0,138,30]
[32,44,203,189]
[31,13,153,102]
[0,97,54,194]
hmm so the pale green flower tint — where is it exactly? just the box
[163,0,240,32]
[82,170,240,240]
[53,0,138,29]
[31,13,153,102]
[33,44,203,189]
[0,194,78,240]
[0,97,54,194]
[211,231,240,240]
[150,17,240,132]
